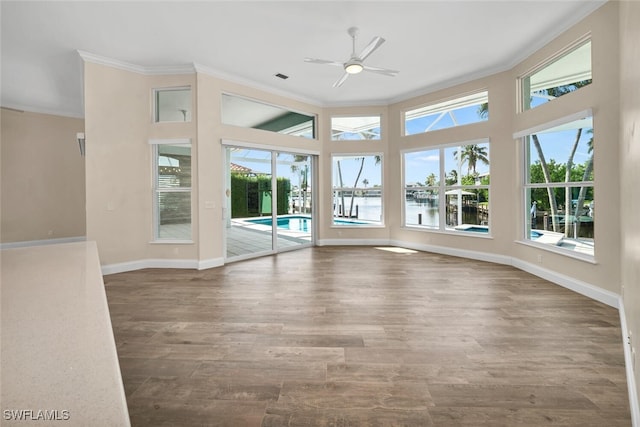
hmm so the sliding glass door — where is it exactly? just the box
[225,146,314,261]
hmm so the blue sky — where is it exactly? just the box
[229,114,593,190]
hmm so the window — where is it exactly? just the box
[154,87,192,122]
[403,141,490,233]
[152,139,192,240]
[221,94,315,139]
[332,154,382,226]
[521,39,591,111]
[404,91,488,136]
[331,116,381,140]
[520,114,594,257]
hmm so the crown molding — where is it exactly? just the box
[1,103,84,119]
[77,50,196,76]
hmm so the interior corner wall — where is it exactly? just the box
[387,2,622,299]
[619,0,640,403]
[509,1,621,295]
[84,62,152,265]
[1,109,85,243]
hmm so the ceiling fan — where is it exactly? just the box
[304,27,399,88]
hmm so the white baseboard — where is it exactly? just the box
[0,236,86,250]
[511,257,619,308]
[389,239,513,266]
[619,299,640,427]
[198,257,225,270]
[101,257,225,275]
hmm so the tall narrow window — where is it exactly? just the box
[332,154,383,226]
[404,91,488,136]
[152,140,192,240]
[521,114,594,257]
[521,39,591,111]
[404,141,490,233]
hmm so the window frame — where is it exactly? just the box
[402,139,491,235]
[153,86,192,123]
[403,90,489,136]
[331,152,384,227]
[516,110,595,260]
[518,36,592,112]
[330,115,381,141]
[150,138,193,243]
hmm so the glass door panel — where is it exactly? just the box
[226,147,274,259]
[275,153,313,250]
[225,146,315,261]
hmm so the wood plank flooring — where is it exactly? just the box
[104,246,631,426]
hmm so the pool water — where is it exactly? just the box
[245,216,312,232]
[460,225,542,240]
[245,215,365,231]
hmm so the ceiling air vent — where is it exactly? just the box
[274,73,289,80]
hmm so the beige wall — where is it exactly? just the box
[84,62,199,265]
[619,0,640,403]
[1,109,85,243]
[81,1,624,309]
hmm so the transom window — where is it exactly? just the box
[404,91,488,136]
[403,141,490,233]
[154,87,191,123]
[521,39,592,111]
[331,116,381,140]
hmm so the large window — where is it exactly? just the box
[332,154,382,226]
[520,113,594,257]
[404,141,490,233]
[521,39,591,111]
[404,91,488,136]
[152,140,192,240]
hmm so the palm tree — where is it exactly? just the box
[447,169,458,186]
[531,134,560,231]
[454,145,489,176]
[289,154,309,214]
[527,82,590,233]
[564,128,583,236]
[574,132,594,236]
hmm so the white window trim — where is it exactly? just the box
[152,86,192,124]
[518,114,595,260]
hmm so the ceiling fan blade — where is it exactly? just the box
[304,58,343,67]
[362,65,399,77]
[357,36,385,61]
[333,72,350,88]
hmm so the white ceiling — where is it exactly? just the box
[1,1,606,118]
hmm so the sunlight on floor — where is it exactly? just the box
[374,246,418,254]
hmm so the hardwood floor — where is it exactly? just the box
[104,246,631,426]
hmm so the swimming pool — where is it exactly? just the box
[455,224,542,239]
[245,215,365,231]
[245,215,312,231]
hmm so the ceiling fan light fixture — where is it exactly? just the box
[345,61,363,74]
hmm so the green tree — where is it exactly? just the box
[454,144,489,176]
[529,81,591,233]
